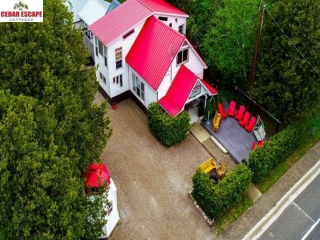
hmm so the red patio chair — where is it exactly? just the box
[228,101,237,117]
[245,116,257,132]
[235,105,245,121]
[217,103,228,119]
[239,111,250,126]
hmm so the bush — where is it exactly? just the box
[192,164,252,220]
[147,102,190,147]
[204,97,218,121]
[248,124,302,183]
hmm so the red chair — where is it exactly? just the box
[239,111,250,126]
[235,105,245,121]
[245,116,257,132]
[217,103,228,119]
[228,101,237,117]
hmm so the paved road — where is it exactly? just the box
[259,173,320,240]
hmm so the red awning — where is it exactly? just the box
[84,163,111,188]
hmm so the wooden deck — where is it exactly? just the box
[201,116,256,163]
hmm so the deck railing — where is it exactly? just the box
[83,34,95,61]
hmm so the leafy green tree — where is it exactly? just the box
[0,0,111,238]
[202,0,260,89]
[252,0,320,123]
[0,91,106,239]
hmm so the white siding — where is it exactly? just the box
[184,48,205,79]
[157,70,172,100]
[153,14,187,34]
[129,68,157,108]
[93,21,145,98]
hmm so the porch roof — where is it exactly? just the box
[79,0,110,25]
[159,65,217,117]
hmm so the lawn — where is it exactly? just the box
[215,193,253,234]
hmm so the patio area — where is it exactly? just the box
[201,116,257,163]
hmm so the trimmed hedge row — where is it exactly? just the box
[192,164,252,220]
[147,102,191,147]
[248,125,302,183]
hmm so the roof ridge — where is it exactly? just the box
[136,0,154,12]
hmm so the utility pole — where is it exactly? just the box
[251,2,265,87]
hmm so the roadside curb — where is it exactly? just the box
[243,160,320,240]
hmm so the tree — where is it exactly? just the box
[251,0,320,123]
[0,91,106,239]
[0,0,111,238]
[202,0,260,89]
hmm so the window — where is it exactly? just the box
[113,74,123,87]
[169,23,172,28]
[159,16,168,21]
[95,38,98,57]
[132,73,145,101]
[115,47,122,69]
[103,46,107,67]
[98,40,103,56]
[177,48,188,65]
[179,24,184,34]
[99,72,106,84]
[123,29,134,39]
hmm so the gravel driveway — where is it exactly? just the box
[96,93,217,240]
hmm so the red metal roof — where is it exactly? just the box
[159,65,199,117]
[90,0,152,46]
[126,16,185,90]
[201,79,218,95]
[138,0,188,17]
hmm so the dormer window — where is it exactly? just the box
[177,48,188,65]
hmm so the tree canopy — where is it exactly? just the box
[0,0,111,238]
[252,0,320,123]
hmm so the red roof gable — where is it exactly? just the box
[138,0,188,17]
[90,0,152,45]
[126,16,185,90]
[159,65,199,117]
[201,79,218,95]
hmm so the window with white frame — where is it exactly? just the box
[177,48,188,65]
[115,47,122,69]
[95,38,98,57]
[99,71,107,84]
[98,40,103,56]
[132,73,145,101]
[113,74,123,87]
[103,46,107,68]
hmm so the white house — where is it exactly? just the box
[66,0,121,61]
[90,0,217,117]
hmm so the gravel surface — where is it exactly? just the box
[96,93,217,240]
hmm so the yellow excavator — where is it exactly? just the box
[198,157,227,183]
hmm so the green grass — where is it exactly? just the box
[215,193,253,234]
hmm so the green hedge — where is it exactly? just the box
[248,125,302,183]
[147,102,190,147]
[192,164,252,220]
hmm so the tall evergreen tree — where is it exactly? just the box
[252,0,320,123]
[0,0,111,238]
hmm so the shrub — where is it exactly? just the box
[192,164,252,220]
[147,102,190,147]
[248,124,302,183]
[204,97,218,121]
